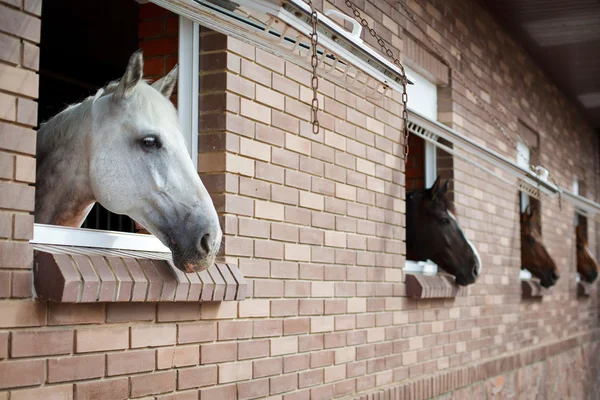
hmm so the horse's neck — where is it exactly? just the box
[35,109,95,227]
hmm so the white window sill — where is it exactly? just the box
[404,260,439,276]
[31,223,171,253]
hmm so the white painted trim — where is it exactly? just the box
[178,16,200,169]
[148,0,413,96]
[31,224,171,253]
[407,109,560,197]
[404,260,439,276]
[519,269,533,280]
[425,141,437,188]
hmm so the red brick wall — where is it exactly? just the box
[0,1,599,399]
[405,134,425,192]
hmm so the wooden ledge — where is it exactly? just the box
[577,281,594,297]
[405,273,467,299]
[521,279,550,298]
[32,245,246,303]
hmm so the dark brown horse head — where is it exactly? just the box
[520,207,559,288]
[576,224,599,283]
[406,176,482,286]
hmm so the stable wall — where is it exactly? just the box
[0,1,600,400]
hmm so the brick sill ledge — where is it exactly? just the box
[33,245,246,303]
[577,280,595,297]
[405,273,467,299]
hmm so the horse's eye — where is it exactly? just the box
[441,217,451,225]
[142,137,158,148]
[527,236,536,245]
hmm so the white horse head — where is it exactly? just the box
[36,50,222,273]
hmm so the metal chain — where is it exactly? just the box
[344,0,411,163]
[396,0,562,207]
[307,0,320,134]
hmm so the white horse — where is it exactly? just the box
[35,50,222,273]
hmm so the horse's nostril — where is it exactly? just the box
[551,271,559,281]
[199,233,211,255]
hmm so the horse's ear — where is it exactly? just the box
[113,49,144,103]
[430,176,448,200]
[429,175,442,199]
[151,64,179,98]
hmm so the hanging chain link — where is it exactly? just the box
[307,0,320,134]
[343,0,411,163]
[396,0,561,207]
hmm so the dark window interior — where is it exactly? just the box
[38,0,140,232]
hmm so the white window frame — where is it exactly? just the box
[516,140,530,214]
[404,67,440,275]
[32,11,200,252]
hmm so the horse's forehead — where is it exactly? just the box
[125,85,179,125]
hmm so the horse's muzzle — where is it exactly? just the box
[169,222,222,273]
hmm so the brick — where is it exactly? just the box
[157,345,199,369]
[256,199,284,220]
[106,303,155,323]
[178,321,217,344]
[201,342,237,364]
[16,98,37,126]
[271,185,299,205]
[239,299,270,317]
[178,365,218,390]
[299,369,323,388]
[241,98,271,124]
[299,191,324,210]
[13,213,33,240]
[271,261,299,279]
[240,137,270,162]
[271,299,299,317]
[256,85,285,110]
[238,378,270,399]
[11,385,73,400]
[0,300,45,328]
[0,359,44,389]
[284,317,310,335]
[131,325,176,348]
[156,391,199,400]
[311,316,335,333]
[254,279,284,297]
[241,59,271,86]
[219,361,253,383]
[253,357,282,378]
[218,320,253,340]
[0,32,19,65]
[11,329,73,358]
[0,331,6,359]
[0,5,41,42]
[48,354,105,383]
[239,177,271,199]
[0,241,32,269]
[271,373,298,395]
[76,326,128,353]
[157,303,201,322]
[130,371,177,397]
[0,93,16,121]
[238,339,270,360]
[0,64,38,98]
[0,270,10,297]
[0,122,36,155]
[199,384,236,400]
[284,243,310,262]
[107,349,155,376]
[271,336,298,355]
